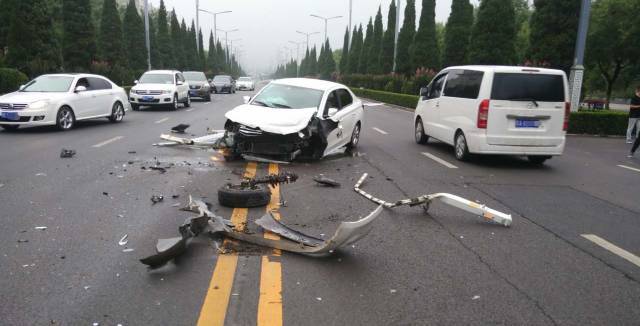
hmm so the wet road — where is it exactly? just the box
[1,87,639,325]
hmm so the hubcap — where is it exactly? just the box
[174,97,178,109]
[415,122,423,141]
[60,110,72,129]
[352,125,360,146]
[456,136,466,157]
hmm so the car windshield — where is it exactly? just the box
[250,83,323,109]
[183,72,207,82]
[213,76,231,83]
[491,73,565,103]
[20,76,74,92]
[139,73,174,84]
[238,77,252,81]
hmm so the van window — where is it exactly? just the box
[491,73,564,102]
[443,70,483,99]
[428,73,447,99]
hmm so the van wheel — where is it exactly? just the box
[415,118,429,144]
[528,156,550,165]
[454,132,471,161]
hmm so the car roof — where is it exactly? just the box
[272,78,346,91]
[445,65,565,75]
[40,73,110,79]
[143,70,180,74]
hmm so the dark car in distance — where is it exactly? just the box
[183,71,212,101]
[212,75,236,94]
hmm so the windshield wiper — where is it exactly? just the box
[506,98,539,107]
[271,103,292,108]
[252,100,273,108]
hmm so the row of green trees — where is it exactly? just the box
[273,39,338,80]
[0,0,244,85]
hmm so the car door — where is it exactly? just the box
[335,88,359,142]
[322,89,358,155]
[420,72,448,142]
[87,77,113,116]
[71,77,99,119]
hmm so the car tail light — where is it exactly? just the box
[563,102,570,131]
[477,99,490,129]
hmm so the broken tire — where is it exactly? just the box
[218,184,271,208]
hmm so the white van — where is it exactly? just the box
[414,66,569,164]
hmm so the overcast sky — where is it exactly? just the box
[148,0,482,74]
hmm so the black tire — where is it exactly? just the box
[218,184,271,208]
[346,122,361,149]
[56,106,75,131]
[170,94,179,110]
[108,101,125,123]
[454,132,471,161]
[184,94,191,108]
[528,156,550,165]
[205,94,212,101]
[1,124,19,131]
[131,103,140,111]
[415,118,429,144]
[232,88,236,94]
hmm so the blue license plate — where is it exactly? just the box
[189,90,197,95]
[1,112,19,121]
[515,119,540,128]
[142,96,154,101]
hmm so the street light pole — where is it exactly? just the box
[144,0,151,70]
[296,30,320,51]
[199,9,232,44]
[310,14,343,42]
[393,0,401,73]
[569,0,592,112]
[195,0,199,52]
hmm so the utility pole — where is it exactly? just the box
[349,0,352,35]
[144,0,151,70]
[296,30,320,51]
[569,0,592,112]
[393,0,401,73]
[310,14,343,43]
[195,0,199,52]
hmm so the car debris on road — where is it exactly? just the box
[354,173,512,227]
[170,124,190,133]
[218,172,298,208]
[150,195,164,204]
[60,148,76,158]
[312,175,341,187]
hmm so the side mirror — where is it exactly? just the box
[328,108,339,117]
[420,87,429,98]
[134,80,138,84]
[19,85,26,91]
[177,81,184,86]
[75,85,87,93]
[243,96,251,104]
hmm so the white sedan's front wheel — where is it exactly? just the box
[347,123,361,149]
[56,106,75,131]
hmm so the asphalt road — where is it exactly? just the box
[1,88,639,325]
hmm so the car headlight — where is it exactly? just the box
[29,100,49,110]
[161,90,171,94]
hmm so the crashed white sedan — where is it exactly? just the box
[222,78,364,161]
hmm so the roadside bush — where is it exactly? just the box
[351,88,419,109]
[568,110,628,136]
[340,71,436,95]
[0,68,29,94]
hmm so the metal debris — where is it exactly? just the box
[122,248,135,253]
[34,226,47,230]
[170,124,190,133]
[148,166,167,173]
[118,234,128,246]
[237,172,298,188]
[354,173,512,227]
[312,175,341,187]
[60,148,76,158]
[151,195,164,204]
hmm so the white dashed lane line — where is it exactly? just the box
[154,117,170,124]
[421,152,458,169]
[617,164,640,173]
[372,127,388,135]
[581,234,640,268]
[92,136,124,148]
[186,108,194,112]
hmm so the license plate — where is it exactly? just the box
[1,112,19,121]
[142,96,154,101]
[189,90,197,95]
[515,119,540,128]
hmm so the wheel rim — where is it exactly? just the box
[187,95,191,105]
[456,135,466,158]
[60,109,73,129]
[352,124,360,146]
[415,121,423,142]
[173,96,178,109]
[115,104,124,121]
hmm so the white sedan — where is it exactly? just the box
[0,74,130,131]
[222,78,364,161]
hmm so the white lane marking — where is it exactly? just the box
[363,102,384,107]
[581,234,640,268]
[617,164,640,173]
[372,127,388,135]
[421,152,458,169]
[92,136,124,148]
[154,117,169,124]
[186,108,194,112]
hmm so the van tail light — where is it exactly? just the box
[563,102,570,131]
[477,99,490,129]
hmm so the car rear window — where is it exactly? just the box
[443,70,484,99]
[491,73,565,102]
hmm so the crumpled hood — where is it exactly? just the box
[0,91,68,104]
[225,104,318,135]
[132,83,176,92]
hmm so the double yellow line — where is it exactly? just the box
[197,162,283,326]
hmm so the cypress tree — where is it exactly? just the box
[359,18,373,74]
[368,7,384,74]
[168,10,182,69]
[300,48,310,76]
[198,30,205,71]
[339,27,349,74]
[0,0,13,59]
[122,0,146,72]
[6,0,61,76]
[443,0,474,67]
[347,24,363,74]
[309,46,318,75]
[468,0,517,65]
[184,20,198,70]
[379,0,397,74]
[412,0,440,70]
[215,41,224,73]
[62,0,96,71]
[528,0,580,72]
[396,0,416,75]
[155,0,172,68]
[98,0,124,65]
[207,31,216,73]
[148,13,159,69]
[321,39,336,80]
